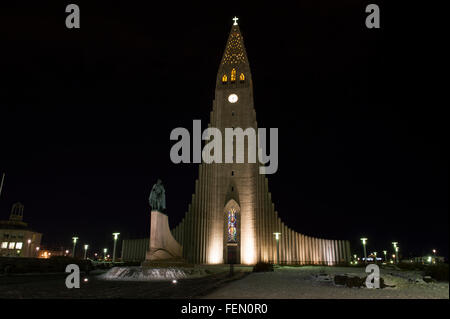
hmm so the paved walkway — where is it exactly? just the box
[204,266,449,299]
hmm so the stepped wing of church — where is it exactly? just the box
[172,23,351,265]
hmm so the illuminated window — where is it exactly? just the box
[239,73,245,81]
[8,242,15,249]
[222,74,227,83]
[16,242,23,249]
[227,208,237,243]
[231,68,236,82]
[1,242,8,249]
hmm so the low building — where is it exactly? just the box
[0,202,42,257]
[37,247,69,259]
[412,256,445,264]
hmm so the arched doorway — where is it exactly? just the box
[223,199,241,264]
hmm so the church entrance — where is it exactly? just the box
[224,200,240,264]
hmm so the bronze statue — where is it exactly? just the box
[149,179,166,212]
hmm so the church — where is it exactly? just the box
[170,18,351,265]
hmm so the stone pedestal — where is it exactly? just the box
[142,210,183,267]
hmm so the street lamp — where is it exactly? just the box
[383,250,387,262]
[27,239,31,257]
[36,246,40,258]
[273,232,281,265]
[395,246,399,264]
[392,242,398,264]
[112,232,120,263]
[103,248,108,261]
[72,237,79,258]
[83,244,89,260]
[360,238,368,263]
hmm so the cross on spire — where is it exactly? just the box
[232,16,239,25]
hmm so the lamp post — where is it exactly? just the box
[27,239,31,257]
[103,248,108,261]
[36,246,40,258]
[112,232,120,263]
[392,242,398,264]
[83,244,89,260]
[273,233,281,265]
[360,238,368,263]
[72,237,78,258]
[383,250,387,262]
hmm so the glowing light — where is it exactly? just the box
[72,237,79,244]
[172,280,177,284]
[232,16,239,26]
[84,244,89,250]
[273,232,281,240]
[83,278,89,282]
[228,94,238,103]
[113,233,120,240]
[360,238,368,244]
[231,68,236,82]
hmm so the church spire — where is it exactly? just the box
[217,17,251,88]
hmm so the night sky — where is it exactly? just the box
[0,1,447,259]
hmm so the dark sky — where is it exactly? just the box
[0,1,447,259]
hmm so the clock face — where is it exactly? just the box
[228,93,238,103]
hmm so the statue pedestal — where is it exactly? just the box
[142,210,184,267]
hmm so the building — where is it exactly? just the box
[37,247,69,259]
[412,256,445,264]
[122,19,352,265]
[170,19,351,265]
[0,202,42,257]
[122,238,149,262]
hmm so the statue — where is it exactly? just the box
[149,179,166,212]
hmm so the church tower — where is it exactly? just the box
[209,18,258,265]
[172,18,351,265]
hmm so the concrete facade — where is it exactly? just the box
[171,22,351,265]
[145,210,182,262]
